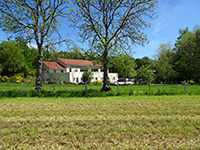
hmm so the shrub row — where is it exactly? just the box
[0,88,199,98]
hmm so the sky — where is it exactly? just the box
[134,0,200,58]
[0,0,200,59]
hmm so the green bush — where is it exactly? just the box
[1,75,8,82]
[187,79,195,85]
[29,69,37,77]
[92,80,103,85]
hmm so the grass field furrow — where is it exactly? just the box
[0,96,200,149]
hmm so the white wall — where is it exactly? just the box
[49,69,65,73]
[43,63,118,84]
[69,72,118,84]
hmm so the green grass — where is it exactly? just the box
[1,82,200,97]
[0,96,200,149]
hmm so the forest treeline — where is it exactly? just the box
[0,25,200,84]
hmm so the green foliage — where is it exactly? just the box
[64,46,85,60]
[15,37,38,75]
[188,79,195,85]
[175,25,200,82]
[135,56,155,70]
[110,52,137,79]
[0,0,69,91]
[1,82,200,98]
[29,69,37,77]
[0,40,25,75]
[137,65,154,84]
[69,0,158,91]
[50,72,65,83]
[81,66,93,84]
[0,38,38,77]
[0,63,3,74]
[154,41,176,83]
[92,80,103,85]
[1,75,8,82]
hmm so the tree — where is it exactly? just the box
[136,65,154,84]
[43,45,86,62]
[154,42,176,83]
[69,0,158,91]
[110,53,136,81]
[0,40,25,75]
[0,63,2,74]
[175,25,200,82]
[60,46,85,60]
[84,43,104,62]
[50,72,65,94]
[135,56,155,70]
[0,0,69,91]
[81,66,93,84]
[15,37,38,76]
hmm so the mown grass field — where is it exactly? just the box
[0,95,200,149]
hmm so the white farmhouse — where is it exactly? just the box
[42,58,118,84]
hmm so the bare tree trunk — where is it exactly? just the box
[101,62,111,92]
[35,49,43,91]
[54,82,55,94]
[101,48,111,92]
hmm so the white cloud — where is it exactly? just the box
[27,43,38,49]
[151,21,167,36]
[149,40,159,47]
[174,5,181,10]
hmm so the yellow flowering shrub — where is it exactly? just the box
[98,80,102,84]
[29,69,37,76]
[188,79,194,85]
[23,79,31,83]
[16,76,23,83]
[92,80,103,84]
[1,75,8,82]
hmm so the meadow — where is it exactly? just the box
[1,83,200,149]
[1,82,200,97]
[0,95,200,149]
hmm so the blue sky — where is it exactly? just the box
[0,0,200,59]
[134,0,200,58]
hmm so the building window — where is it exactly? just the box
[61,70,64,73]
[76,78,79,83]
[101,69,104,72]
[95,77,98,81]
[70,68,72,72]
[91,68,98,72]
[54,70,56,73]
[80,68,85,72]
[113,77,115,80]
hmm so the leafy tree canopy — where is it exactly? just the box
[154,41,176,82]
[69,0,158,91]
[137,65,154,84]
[109,52,137,79]
[175,25,200,82]
[0,40,25,75]
[0,0,69,91]
[81,66,93,84]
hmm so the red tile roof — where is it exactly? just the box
[57,58,102,66]
[43,61,65,69]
